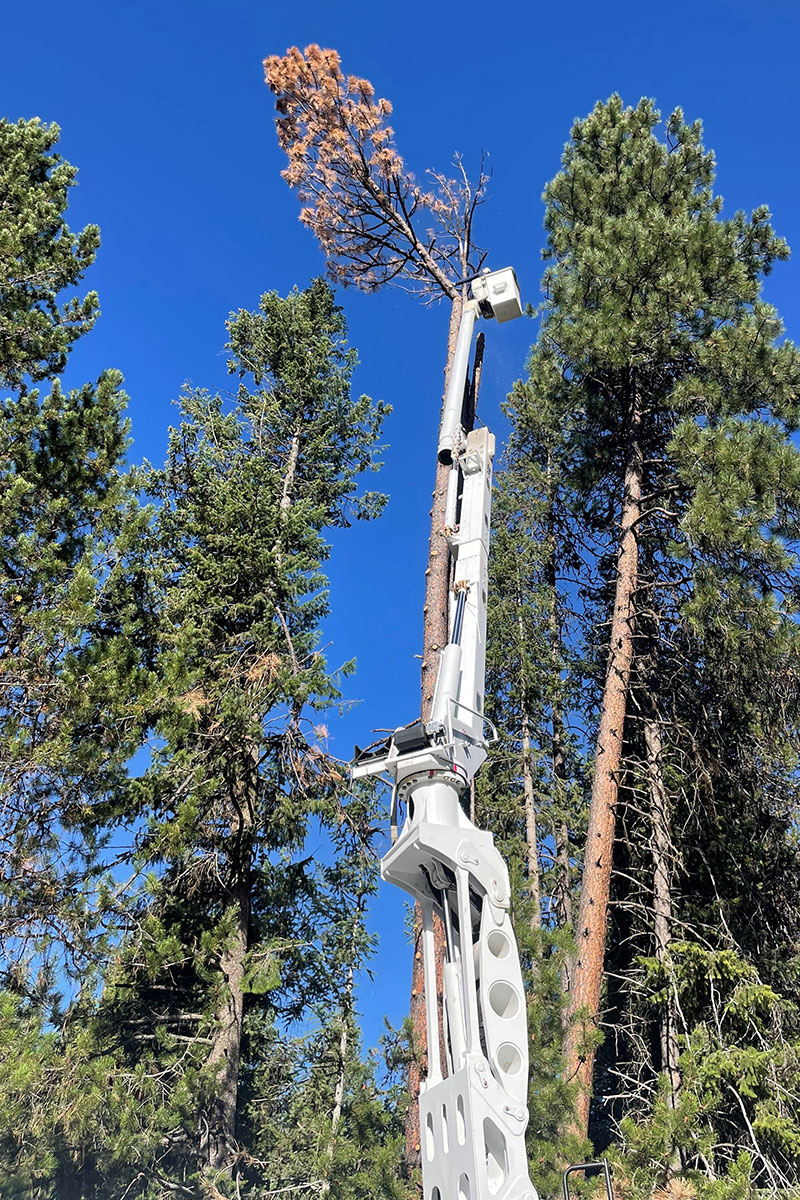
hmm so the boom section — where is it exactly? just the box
[352,270,537,1200]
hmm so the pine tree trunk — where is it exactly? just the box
[328,978,351,1146]
[552,680,573,990]
[419,298,463,715]
[544,511,572,941]
[563,380,643,1139]
[521,709,541,926]
[519,635,541,928]
[201,763,257,1170]
[202,874,250,1173]
[280,432,301,512]
[405,298,463,1175]
[645,714,682,1153]
[322,957,355,1193]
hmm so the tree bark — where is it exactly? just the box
[562,380,643,1139]
[544,508,572,942]
[322,954,355,1193]
[280,431,301,513]
[405,297,464,1175]
[201,872,250,1173]
[517,602,542,929]
[521,707,541,925]
[201,728,262,1175]
[550,621,573,991]
[419,298,463,716]
[645,714,682,1160]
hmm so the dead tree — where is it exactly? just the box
[265,45,491,1173]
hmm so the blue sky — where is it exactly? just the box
[5,0,800,1050]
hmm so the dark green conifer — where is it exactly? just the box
[0,118,100,387]
[501,95,800,1192]
[67,281,393,1197]
[0,117,145,1197]
[0,118,139,1010]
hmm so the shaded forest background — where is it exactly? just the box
[3,64,800,1200]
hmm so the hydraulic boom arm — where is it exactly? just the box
[353,268,538,1200]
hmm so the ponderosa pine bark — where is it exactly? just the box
[563,381,642,1135]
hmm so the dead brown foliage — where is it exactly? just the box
[264,44,489,300]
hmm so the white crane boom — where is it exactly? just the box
[353,268,538,1200]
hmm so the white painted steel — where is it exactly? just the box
[381,810,537,1200]
[432,644,462,729]
[445,465,460,535]
[448,426,495,763]
[438,300,477,465]
[351,276,537,1200]
[471,267,523,323]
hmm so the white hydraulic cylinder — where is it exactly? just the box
[444,465,459,535]
[444,960,467,1072]
[438,300,478,465]
[431,643,462,729]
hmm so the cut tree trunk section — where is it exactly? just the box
[406,297,466,1175]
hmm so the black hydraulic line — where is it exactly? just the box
[440,887,456,963]
[452,587,467,646]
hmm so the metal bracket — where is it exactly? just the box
[447,696,499,745]
[562,1160,614,1200]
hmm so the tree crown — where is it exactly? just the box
[0,118,100,387]
[264,45,488,299]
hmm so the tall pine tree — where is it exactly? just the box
[502,96,800,1191]
[63,280,393,1197]
[0,117,139,1017]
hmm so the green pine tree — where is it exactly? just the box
[58,280,393,1198]
[0,118,100,387]
[0,117,140,1007]
[480,365,592,1185]
[0,116,146,1197]
[503,95,800,1192]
